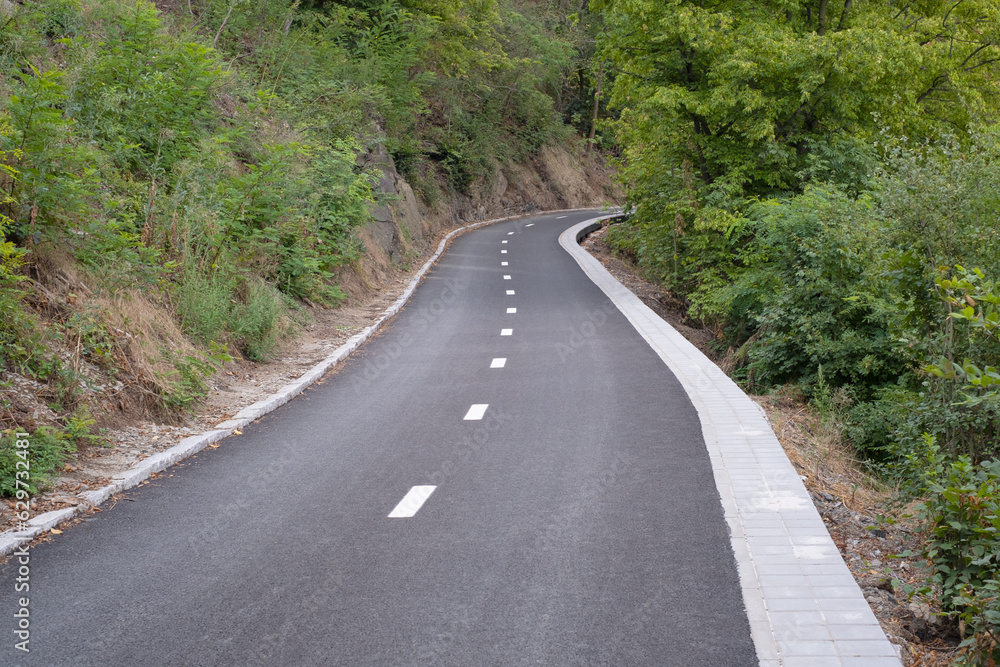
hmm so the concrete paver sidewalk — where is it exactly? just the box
[562,217,902,667]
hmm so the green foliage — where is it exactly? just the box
[597,0,1000,206]
[595,0,1000,331]
[0,0,594,420]
[707,187,906,394]
[901,437,1000,666]
[0,425,77,496]
[2,66,97,238]
[67,0,223,175]
[228,280,286,361]
[928,267,1000,401]
[0,408,100,496]
[160,346,230,412]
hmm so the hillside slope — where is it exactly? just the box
[0,0,617,492]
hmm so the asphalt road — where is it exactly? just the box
[0,210,757,666]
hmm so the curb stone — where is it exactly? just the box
[0,206,613,557]
[562,217,903,667]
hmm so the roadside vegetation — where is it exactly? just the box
[0,0,612,492]
[4,0,994,661]
[594,1,1000,662]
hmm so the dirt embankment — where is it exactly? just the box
[1,143,619,536]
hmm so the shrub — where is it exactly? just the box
[903,438,1000,666]
[0,426,76,496]
[705,187,908,396]
[229,280,286,362]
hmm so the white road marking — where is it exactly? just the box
[507,307,516,314]
[501,329,513,336]
[501,262,508,266]
[507,232,514,235]
[525,223,534,227]
[388,486,437,518]
[490,358,506,368]
[503,275,511,280]
[502,240,508,244]
[501,250,507,254]
[464,404,489,420]
[556,215,567,219]
[506,290,515,295]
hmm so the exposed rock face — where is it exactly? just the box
[347,140,619,295]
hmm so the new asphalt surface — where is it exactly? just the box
[0,210,757,666]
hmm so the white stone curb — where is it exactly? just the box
[561,217,902,667]
[0,206,613,557]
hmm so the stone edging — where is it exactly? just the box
[561,217,902,667]
[0,206,613,557]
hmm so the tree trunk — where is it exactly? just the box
[818,0,828,35]
[837,0,853,31]
[586,62,603,156]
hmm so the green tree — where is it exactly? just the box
[595,0,1000,289]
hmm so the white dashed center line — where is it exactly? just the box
[556,215,567,219]
[464,404,489,420]
[506,290,515,295]
[501,250,507,254]
[501,329,513,336]
[525,223,534,227]
[507,232,514,235]
[507,307,516,313]
[490,358,506,368]
[501,261,508,266]
[503,275,511,280]
[502,240,508,244]
[388,486,437,518]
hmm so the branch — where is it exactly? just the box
[917,74,949,103]
[942,0,967,26]
[212,0,237,49]
[837,0,852,31]
[960,43,991,67]
[965,56,1000,72]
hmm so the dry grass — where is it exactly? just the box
[754,387,891,512]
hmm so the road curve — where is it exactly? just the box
[1,210,757,666]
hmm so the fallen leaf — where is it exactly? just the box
[233,430,243,435]
[50,529,63,535]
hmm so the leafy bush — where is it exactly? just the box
[229,280,286,362]
[0,426,76,496]
[902,438,1000,666]
[695,187,907,396]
